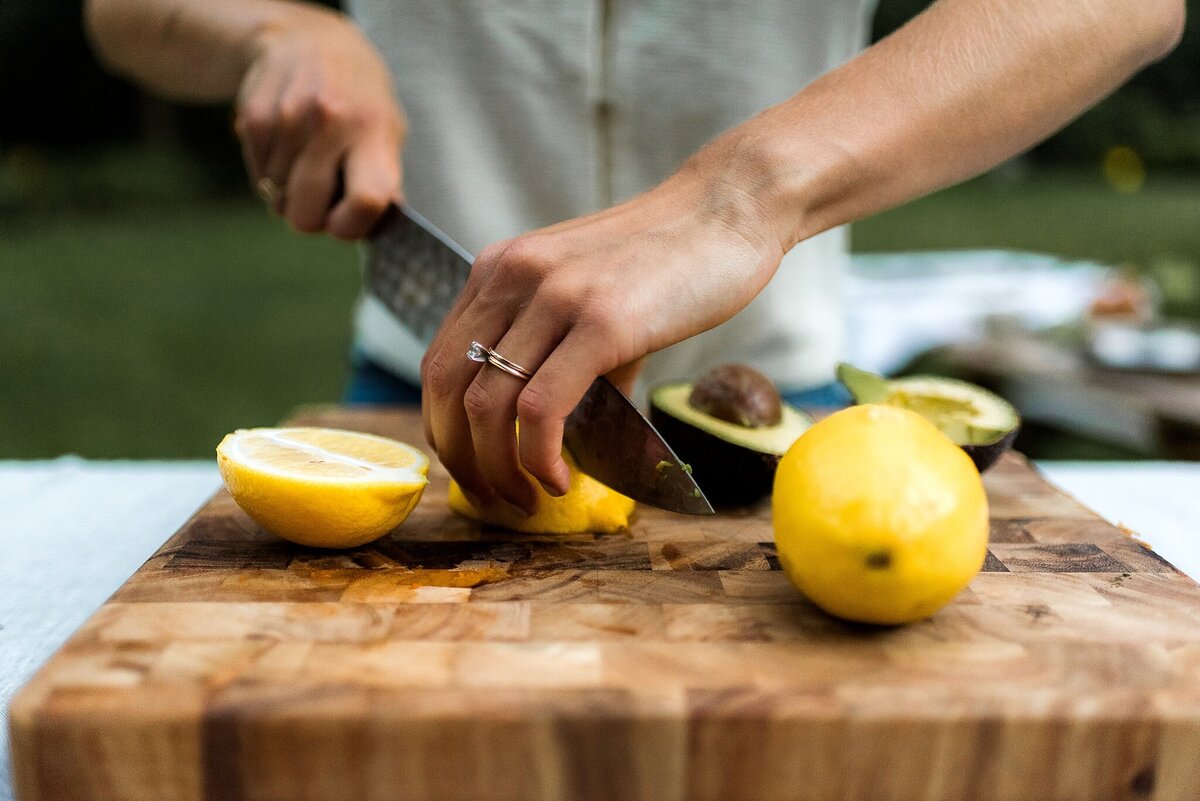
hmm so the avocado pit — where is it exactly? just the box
[650,364,812,506]
[688,364,783,428]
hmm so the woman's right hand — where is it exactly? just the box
[235,9,405,240]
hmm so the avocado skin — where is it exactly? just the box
[962,427,1019,472]
[650,404,781,507]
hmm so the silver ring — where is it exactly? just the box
[467,341,534,381]
[256,177,285,206]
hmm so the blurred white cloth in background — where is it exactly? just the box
[0,460,219,801]
[845,250,1110,374]
[1038,462,1200,581]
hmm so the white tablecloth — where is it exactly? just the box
[0,460,220,801]
[2,458,1198,800]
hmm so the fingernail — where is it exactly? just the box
[538,479,566,498]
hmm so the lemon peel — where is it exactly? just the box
[448,451,634,534]
[217,427,428,548]
[772,404,988,624]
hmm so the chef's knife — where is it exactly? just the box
[366,204,713,515]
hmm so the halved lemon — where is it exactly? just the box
[216,427,429,548]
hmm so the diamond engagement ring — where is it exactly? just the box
[467,341,534,381]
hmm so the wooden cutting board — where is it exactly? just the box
[11,407,1200,801]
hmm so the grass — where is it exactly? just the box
[1,164,1197,459]
[0,201,360,458]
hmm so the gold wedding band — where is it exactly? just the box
[467,341,534,381]
[255,177,285,206]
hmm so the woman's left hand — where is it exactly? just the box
[420,154,786,515]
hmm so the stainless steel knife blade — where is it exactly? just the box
[565,377,714,515]
[366,203,714,515]
[366,205,473,345]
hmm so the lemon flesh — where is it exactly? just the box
[216,427,429,548]
[773,404,988,624]
[448,451,634,534]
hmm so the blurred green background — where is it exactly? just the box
[2,0,1198,460]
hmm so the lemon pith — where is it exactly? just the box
[772,405,988,624]
[216,427,429,548]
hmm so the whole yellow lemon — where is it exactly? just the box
[773,404,988,624]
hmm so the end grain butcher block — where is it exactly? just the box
[11,407,1200,801]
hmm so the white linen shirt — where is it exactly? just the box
[349,0,876,392]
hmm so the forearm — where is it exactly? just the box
[712,0,1185,250]
[84,0,344,102]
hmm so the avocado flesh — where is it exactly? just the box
[650,383,812,506]
[652,383,811,454]
[885,377,1018,446]
[836,363,1021,472]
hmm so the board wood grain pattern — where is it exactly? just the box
[10,406,1200,801]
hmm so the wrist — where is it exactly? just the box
[669,136,787,266]
[241,3,349,71]
[689,111,860,253]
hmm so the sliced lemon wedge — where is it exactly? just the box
[216,427,429,548]
[447,450,634,534]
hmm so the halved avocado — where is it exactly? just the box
[650,367,812,506]
[836,362,1020,472]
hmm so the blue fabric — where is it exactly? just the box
[345,352,849,411]
[343,354,422,405]
[781,381,852,410]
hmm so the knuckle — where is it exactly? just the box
[472,242,511,276]
[501,237,551,279]
[236,104,272,138]
[499,236,537,265]
[516,381,555,425]
[490,238,546,282]
[276,98,306,131]
[421,350,454,396]
[311,93,345,125]
[462,380,496,423]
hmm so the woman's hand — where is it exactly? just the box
[235,11,404,240]
[420,154,786,515]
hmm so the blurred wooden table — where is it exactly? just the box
[929,326,1200,459]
